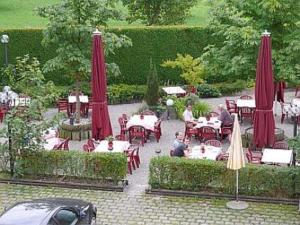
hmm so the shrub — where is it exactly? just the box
[149,156,300,198]
[18,151,127,184]
[107,84,146,104]
[145,60,160,106]
[213,80,247,95]
[0,27,221,85]
[196,84,221,98]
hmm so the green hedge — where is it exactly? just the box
[149,156,300,198]
[0,27,221,85]
[18,151,127,184]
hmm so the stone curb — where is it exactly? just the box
[146,188,299,206]
[0,178,127,192]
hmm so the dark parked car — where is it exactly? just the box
[0,198,96,225]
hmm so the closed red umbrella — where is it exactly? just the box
[91,29,112,140]
[253,32,275,148]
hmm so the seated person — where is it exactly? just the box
[183,104,195,123]
[173,131,184,149]
[172,138,190,157]
[218,104,234,126]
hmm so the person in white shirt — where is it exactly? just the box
[183,104,194,122]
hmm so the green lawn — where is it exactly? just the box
[0,0,210,29]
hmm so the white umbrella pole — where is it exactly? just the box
[236,170,239,201]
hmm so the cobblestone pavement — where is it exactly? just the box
[0,184,299,225]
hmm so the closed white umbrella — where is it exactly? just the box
[226,113,248,210]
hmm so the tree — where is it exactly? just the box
[122,0,198,25]
[145,59,159,106]
[37,0,132,122]
[201,0,300,84]
[161,54,205,86]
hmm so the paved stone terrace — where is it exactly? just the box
[0,184,299,225]
[0,89,299,224]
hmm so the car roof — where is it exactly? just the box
[0,198,90,225]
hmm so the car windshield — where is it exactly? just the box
[0,202,53,225]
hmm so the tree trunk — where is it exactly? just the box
[75,80,81,124]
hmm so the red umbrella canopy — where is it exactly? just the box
[253,34,275,148]
[91,30,112,140]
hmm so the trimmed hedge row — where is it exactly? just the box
[149,156,300,198]
[19,151,127,184]
[0,27,221,85]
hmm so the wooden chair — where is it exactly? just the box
[57,99,69,116]
[273,141,289,149]
[204,139,222,148]
[147,119,162,142]
[197,126,217,142]
[87,139,96,150]
[240,95,252,99]
[118,117,127,138]
[128,125,147,146]
[83,144,94,153]
[216,152,229,161]
[225,99,238,114]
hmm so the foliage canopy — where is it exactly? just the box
[201,0,300,84]
[122,0,198,25]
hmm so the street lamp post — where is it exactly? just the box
[1,34,9,66]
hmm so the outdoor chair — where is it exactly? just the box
[118,117,127,138]
[280,102,291,123]
[115,134,126,141]
[204,139,222,148]
[184,121,197,139]
[57,99,70,116]
[295,86,300,97]
[246,148,262,164]
[87,139,96,150]
[122,113,129,125]
[273,141,289,150]
[0,106,8,123]
[147,119,162,142]
[83,144,94,153]
[62,138,70,150]
[128,144,140,168]
[240,95,253,99]
[126,149,136,174]
[197,126,217,142]
[225,99,238,114]
[220,123,233,141]
[216,152,229,161]
[128,125,147,146]
[240,107,254,123]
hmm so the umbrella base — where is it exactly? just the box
[226,200,249,210]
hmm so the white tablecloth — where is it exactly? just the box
[261,148,293,164]
[162,86,186,95]
[194,117,222,130]
[292,98,300,107]
[68,95,89,103]
[44,137,61,150]
[187,145,222,160]
[94,140,130,153]
[236,99,255,108]
[42,128,57,140]
[126,115,158,131]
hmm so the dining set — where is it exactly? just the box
[57,92,90,118]
[117,110,162,146]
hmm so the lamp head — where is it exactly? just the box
[1,34,9,44]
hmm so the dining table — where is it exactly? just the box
[261,148,293,165]
[236,99,256,123]
[43,137,62,150]
[94,140,130,153]
[194,117,222,131]
[187,145,222,161]
[126,114,158,131]
[162,86,186,96]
